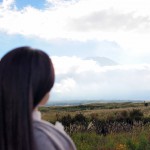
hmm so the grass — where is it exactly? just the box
[39,102,150,122]
[39,102,150,150]
[71,128,150,150]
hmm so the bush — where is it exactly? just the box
[73,113,87,125]
[61,114,72,127]
[143,117,150,124]
[121,110,129,118]
[144,103,148,107]
[129,109,143,121]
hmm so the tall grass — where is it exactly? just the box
[39,102,150,150]
[71,128,150,150]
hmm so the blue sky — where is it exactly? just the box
[0,0,47,9]
[1,0,150,101]
[14,0,46,9]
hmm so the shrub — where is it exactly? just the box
[73,113,87,125]
[144,101,148,107]
[143,117,150,124]
[129,109,143,121]
[61,114,72,127]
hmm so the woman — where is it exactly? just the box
[0,47,76,150]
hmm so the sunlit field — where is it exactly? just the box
[39,102,150,150]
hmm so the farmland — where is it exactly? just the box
[39,102,150,150]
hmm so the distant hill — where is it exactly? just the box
[85,57,118,66]
[47,99,144,106]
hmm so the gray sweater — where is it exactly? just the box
[33,111,76,150]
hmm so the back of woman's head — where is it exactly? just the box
[0,46,55,150]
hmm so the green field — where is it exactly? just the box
[39,102,150,150]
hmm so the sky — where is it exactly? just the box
[0,0,150,102]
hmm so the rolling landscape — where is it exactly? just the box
[40,101,150,150]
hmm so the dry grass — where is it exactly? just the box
[39,102,150,150]
[39,102,150,122]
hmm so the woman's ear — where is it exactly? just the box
[39,92,50,106]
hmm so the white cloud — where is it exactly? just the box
[69,10,150,32]
[50,56,150,101]
[1,0,150,101]
[0,0,150,62]
[46,0,77,6]
[0,0,14,9]
[54,78,77,93]
[51,56,100,74]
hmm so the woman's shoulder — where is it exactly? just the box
[33,120,76,150]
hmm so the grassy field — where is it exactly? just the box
[39,102,150,150]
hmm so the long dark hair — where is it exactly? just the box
[0,46,55,150]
